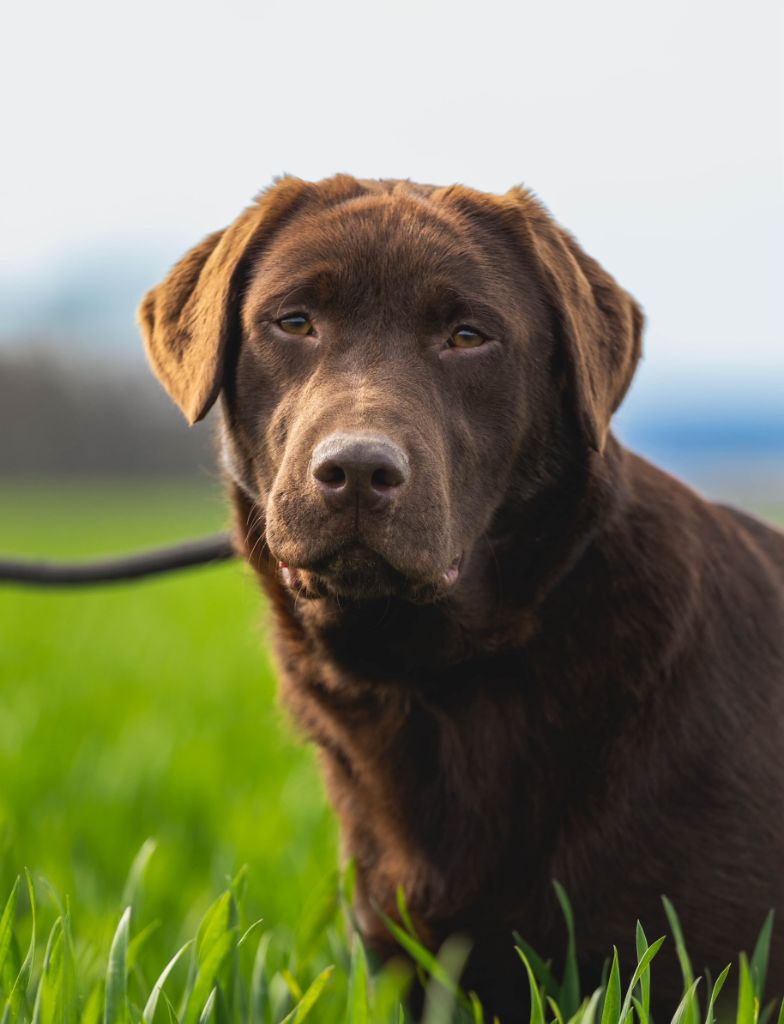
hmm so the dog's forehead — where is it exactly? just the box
[244,189,511,314]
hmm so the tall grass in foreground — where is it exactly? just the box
[0,851,778,1024]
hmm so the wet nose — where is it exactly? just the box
[311,433,409,510]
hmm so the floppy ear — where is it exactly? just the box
[506,188,644,453]
[138,176,314,425]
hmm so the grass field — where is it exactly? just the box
[1,481,782,1023]
[0,482,335,958]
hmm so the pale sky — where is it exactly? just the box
[2,0,782,391]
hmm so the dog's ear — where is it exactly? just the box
[506,188,643,453]
[138,176,314,425]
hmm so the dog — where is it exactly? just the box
[139,175,784,1019]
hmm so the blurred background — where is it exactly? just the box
[1,0,782,971]
[2,0,783,503]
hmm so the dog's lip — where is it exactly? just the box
[277,551,396,596]
[278,551,463,596]
[278,561,294,587]
[278,561,308,594]
[440,553,463,589]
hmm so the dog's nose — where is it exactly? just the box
[311,433,409,510]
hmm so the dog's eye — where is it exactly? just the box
[447,326,486,349]
[276,314,314,336]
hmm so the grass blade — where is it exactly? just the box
[421,936,472,1024]
[237,921,264,950]
[547,996,566,1024]
[600,948,621,1024]
[395,888,420,942]
[230,866,248,913]
[737,954,760,1024]
[281,971,302,1004]
[104,908,131,1024]
[31,917,62,1024]
[672,981,702,1024]
[81,985,104,1024]
[579,989,605,1024]
[704,965,731,1024]
[7,870,37,1020]
[554,882,580,1019]
[183,930,237,1024]
[196,894,234,963]
[197,989,215,1024]
[662,898,698,1024]
[468,992,485,1024]
[162,992,181,1024]
[143,941,193,1024]
[512,934,559,999]
[341,860,358,911]
[516,947,546,1024]
[751,913,774,1001]
[368,960,413,1024]
[0,878,20,979]
[635,923,650,1024]
[61,900,78,1024]
[249,933,271,1024]
[619,937,666,1024]
[382,913,462,1000]
[279,966,334,1024]
[348,934,369,1024]
[121,840,157,916]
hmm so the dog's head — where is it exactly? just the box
[140,176,642,602]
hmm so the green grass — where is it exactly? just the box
[1,481,782,1023]
[0,481,336,964]
[0,862,779,1024]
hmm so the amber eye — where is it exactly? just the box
[276,314,314,336]
[448,325,486,349]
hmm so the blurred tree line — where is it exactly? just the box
[0,346,216,477]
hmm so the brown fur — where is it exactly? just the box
[139,175,784,1020]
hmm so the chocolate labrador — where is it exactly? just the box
[139,175,784,1019]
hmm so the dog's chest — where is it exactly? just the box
[276,631,567,933]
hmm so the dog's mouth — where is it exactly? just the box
[277,546,463,603]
